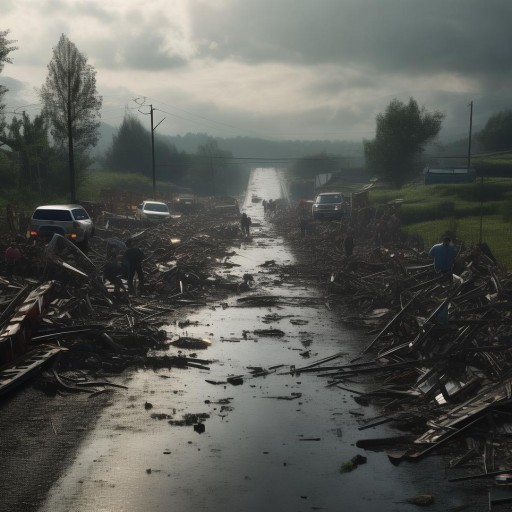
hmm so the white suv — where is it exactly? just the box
[29,204,95,249]
[135,201,171,222]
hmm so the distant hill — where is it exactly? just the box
[91,122,364,164]
[165,132,364,161]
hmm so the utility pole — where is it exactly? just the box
[136,99,164,199]
[468,101,484,245]
[150,105,155,199]
[467,101,473,171]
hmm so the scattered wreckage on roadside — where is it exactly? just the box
[272,204,512,507]
[0,206,247,398]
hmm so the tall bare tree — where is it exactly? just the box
[40,34,102,202]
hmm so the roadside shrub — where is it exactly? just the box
[502,198,512,222]
[474,160,512,178]
[439,182,508,202]
[438,201,455,217]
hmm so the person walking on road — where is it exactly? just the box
[241,213,252,237]
[124,238,145,293]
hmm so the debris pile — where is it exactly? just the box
[0,206,245,397]
[273,203,512,496]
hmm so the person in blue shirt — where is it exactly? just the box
[428,236,457,275]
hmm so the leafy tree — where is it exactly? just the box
[364,98,444,188]
[104,115,151,174]
[185,139,246,196]
[156,142,188,186]
[0,146,18,190]
[40,34,102,202]
[104,113,187,185]
[477,110,512,152]
[4,112,54,192]
[0,30,17,135]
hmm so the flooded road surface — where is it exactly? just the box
[39,169,471,512]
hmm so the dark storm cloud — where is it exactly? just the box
[34,1,187,71]
[39,0,115,22]
[190,0,512,79]
[122,32,187,70]
[89,32,188,71]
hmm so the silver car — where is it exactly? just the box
[29,204,95,248]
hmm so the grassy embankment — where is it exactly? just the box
[370,176,512,269]
[78,171,174,200]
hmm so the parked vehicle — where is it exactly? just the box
[311,192,346,220]
[29,204,94,249]
[213,196,240,214]
[135,201,171,222]
[174,189,196,211]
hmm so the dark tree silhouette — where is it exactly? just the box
[364,98,444,188]
[478,110,512,152]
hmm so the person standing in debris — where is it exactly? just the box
[103,253,126,295]
[106,237,128,259]
[267,199,276,218]
[124,238,145,293]
[240,213,252,237]
[5,241,25,275]
[429,236,457,277]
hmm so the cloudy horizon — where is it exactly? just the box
[2,0,512,144]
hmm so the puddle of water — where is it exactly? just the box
[39,169,472,512]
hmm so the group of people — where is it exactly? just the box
[2,235,146,296]
[103,237,145,294]
[262,199,278,217]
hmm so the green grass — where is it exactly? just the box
[78,171,175,200]
[370,179,512,270]
[403,216,511,269]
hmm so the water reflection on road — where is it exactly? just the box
[39,168,468,512]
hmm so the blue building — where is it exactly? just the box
[424,167,476,184]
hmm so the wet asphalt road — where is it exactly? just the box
[35,168,477,512]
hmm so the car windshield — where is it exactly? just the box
[33,209,73,221]
[145,203,169,213]
[317,194,342,204]
[71,208,90,220]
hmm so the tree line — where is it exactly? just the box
[102,114,248,197]
[3,29,512,203]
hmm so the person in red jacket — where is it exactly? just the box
[5,241,24,275]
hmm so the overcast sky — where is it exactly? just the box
[2,0,512,142]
